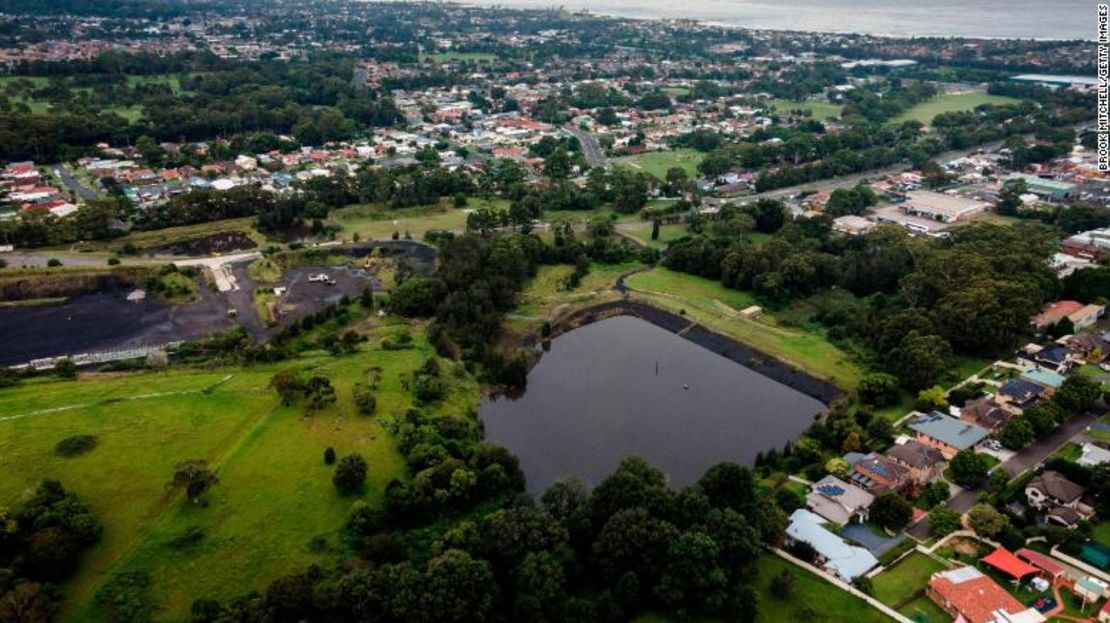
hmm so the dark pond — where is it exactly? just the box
[480,315,825,494]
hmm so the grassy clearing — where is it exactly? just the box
[247,256,284,284]
[66,217,266,254]
[0,329,479,620]
[619,149,705,180]
[509,261,640,326]
[624,267,864,390]
[892,92,1020,126]
[329,198,506,241]
[871,552,948,607]
[768,99,843,120]
[0,296,68,308]
[621,222,691,249]
[755,555,894,623]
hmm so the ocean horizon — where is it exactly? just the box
[461,0,1096,40]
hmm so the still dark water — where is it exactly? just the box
[480,315,825,494]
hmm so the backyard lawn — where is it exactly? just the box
[0,329,479,620]
[871,552,949,607]
[755,555,895,623]
[892,93,1020,126]
[623,267,865,390]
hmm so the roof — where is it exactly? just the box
[1015,548,1064,577]
[1078,443,1110,468]
[806,475,874,526]
[909,414,989,451]
[1019,368,1065,389]
[786,509,878,580]
[998,378,1049,404]
[888,440,947,469]
[981,547,1038,580]
[1034,300,1084,327]
[928,567,1040,623]
[1076,576,1108,596]
[1028,471,1085,504]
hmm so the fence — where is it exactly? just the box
[13,342,182,371]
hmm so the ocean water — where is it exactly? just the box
[465,0,1096,40]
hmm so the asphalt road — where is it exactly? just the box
[565,124,607,168]
[905,410,1100,541]
[51,164,99,201]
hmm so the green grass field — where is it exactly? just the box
[0,329,479,620]
[755,555,895,623]
[871,552,948,607]
[619,149,705,180]
[509,261,640,325]
[621,222,691,249]
[768,99,844,120]
[623,268,864,390]
[893,93,1020,126]
[330,198,508,241]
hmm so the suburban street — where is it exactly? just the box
[565,124,607,168]
[51,163,100,201]
[906,410,1101,540]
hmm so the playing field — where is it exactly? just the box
[0,328,478,619]
[329,198,509,241]
[893,92,1020,125]
[768,99,844,120]
[620,149,705,180]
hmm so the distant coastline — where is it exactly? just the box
[457,0,1091,41]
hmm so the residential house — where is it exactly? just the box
[909,413,990,459]
[805,475,874,526]
[850,452,911,494]
[1032,300,1104,331]
[887,440,947,486]
[926,567,1046,623]
[1018,344,1079,374]
[1025,470,1094,527]
[1078,443,1110,468]
[785,509,879,581]
[832,215,875,236]
[996,377,1053,411]
[961,395,1019,431]
[1100,598,1110,623]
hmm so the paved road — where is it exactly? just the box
[51,164,99,201]
[565,124,607,168]
[906,410,1100,541]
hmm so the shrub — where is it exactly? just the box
[333,453,368,495]
[54,435,98,458]
[324,447,336,465]
[352,383,376,415]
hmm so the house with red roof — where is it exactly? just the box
[927,567,1046,623]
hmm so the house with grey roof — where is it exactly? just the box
[786,509,878,581]
[806,475,874,526]
[908,412,989,459]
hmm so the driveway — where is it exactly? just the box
[841,523,907,558]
